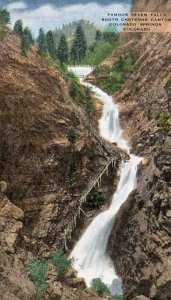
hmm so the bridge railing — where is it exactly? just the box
[64,157,116,248]
[68,65,95,68]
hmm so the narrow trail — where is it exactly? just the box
[68,66,143,296]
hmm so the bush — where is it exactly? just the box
[28,259,48,295]
[91,278,110,296]
[68,126,78,143]
[97,56,138,94]
[66,70,84,100]
[66,160,77,185]
[52,249,72,275]
[0,8,10,24]
[86,188,105,209]
[0,28,7,39]
[82,42,113,65]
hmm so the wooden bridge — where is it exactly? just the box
[64,157,116,249]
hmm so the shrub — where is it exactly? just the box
[27,259,48,295]
[66,70,84,100]
[66,160,77,185]
[0,8,10,24]
[159,111,171,132]
[68,126,78,143]
[86,98,96,115]
[91,278,110,296]
[86,188,105,209]
[82,42,113,65]
[51,249,72,275]
[0,28,7,39]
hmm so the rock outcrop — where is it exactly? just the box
[106,1,171,300]
[0,28,117,299]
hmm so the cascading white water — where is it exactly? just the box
[69,66,143,296]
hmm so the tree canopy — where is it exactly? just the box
[13,19,23,36]
[21,26,34,55]
[0,8,10,24]
[70,24,87,63]
[57,34,69,63]
[46,30,57,59]
[38,28,48,55]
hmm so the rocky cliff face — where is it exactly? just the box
[0,28,115,299]
[106,2,171,300]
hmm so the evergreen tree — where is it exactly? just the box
[21,27,34,55]
[46,30,57,59]
[13,19,23,36]
[70,24,87,63]
[57,34,68,64]
[95,30,102,42]
[38,28,47,56]
[0,8,10,24]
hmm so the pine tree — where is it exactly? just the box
[0,8,10,24]
[38,28,47,56]
[57,34,68,64]
[95,30,102,42]
[70,24,87,63]
[46,30,57,59]
[13,19,23,36]
[21,27,34,55]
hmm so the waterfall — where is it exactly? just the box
[68,66,143,296]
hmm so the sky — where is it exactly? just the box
[0,0,133,36]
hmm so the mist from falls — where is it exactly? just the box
[68,66,142,295]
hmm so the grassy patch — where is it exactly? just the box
[91,278,110,297]
[28,259,49,296]
[82,42,114,65]
[0,27,7,39]
[95,56,138,94]
[51,249,72,276]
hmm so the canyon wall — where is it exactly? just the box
[107,1,171,299]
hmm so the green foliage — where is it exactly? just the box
[28,259,48,295]
[97,57,138,94]
[86,98,96,115]
[13,19,23,36]
[38,28,48,56]
[0,8,10,24]
[52,249,72,276]
[95,29,102,42]
[46,30,57,59]
[66,70,84,99]
[53,19,98,49]
[159,111,171,132]
[57,33,69,63]
[103,30,118,44]
[66,160,77,185]
[21,26,34,55]
[70,23,87,63]
[82,42,113,65]
[68,126,78,143]
[86,188,105,209]
[0,27,7,39]
[91,278,110,296]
